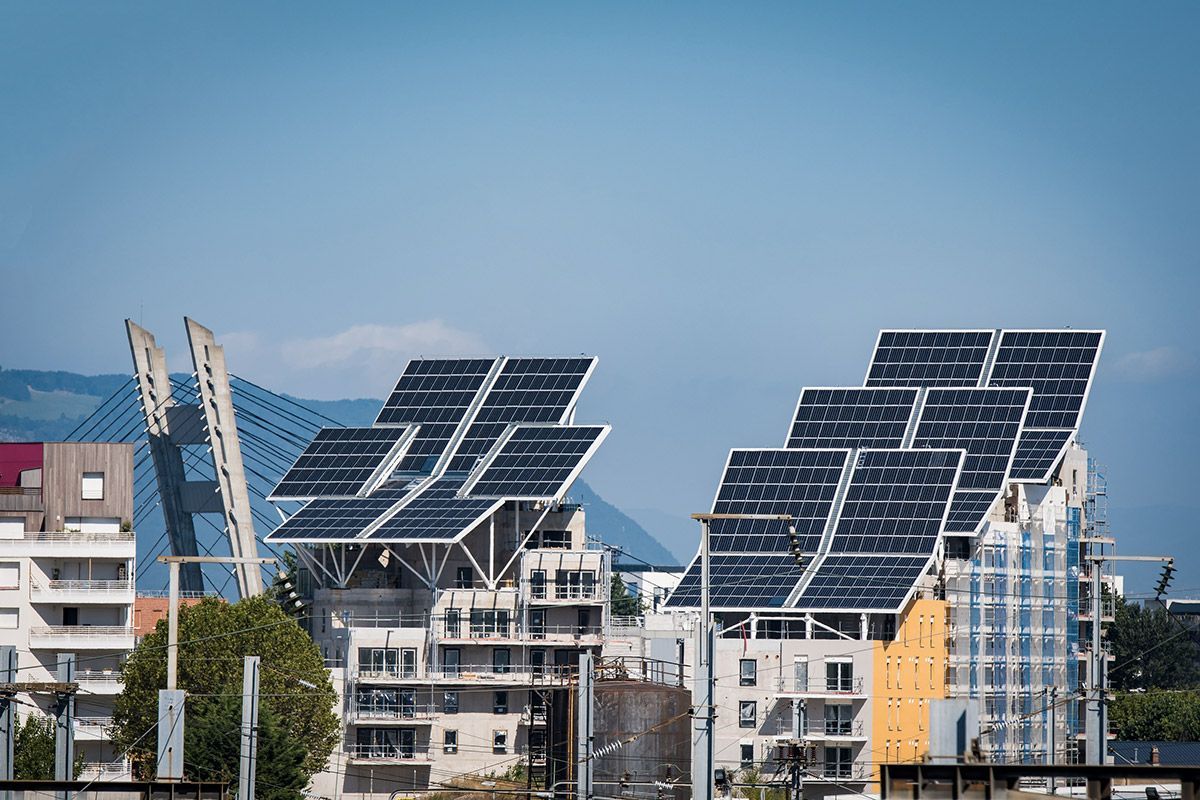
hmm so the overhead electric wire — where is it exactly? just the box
[230,373,345,426]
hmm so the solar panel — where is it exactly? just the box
[664,554,805,609]
[269,426,413,500]
[828,449,963,555]
[465,424,609,499]
[865,330,995,387]
[793,554,931,611]
[365,478,505,542]
[1009,429,1074,482]
[707,449,849,553]
[264,487,413,542]
[912,388,1030,490]
[987,330,1104,428]
[786,388,919,449]
[374,359,499,472]
[945,489,1002,531]
[445,357,596,472]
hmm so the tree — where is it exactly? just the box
[13,714,83,779]
[1107,595,1200,691]
[111,595,338,782]
[610,574,644,617]
[185,694,308,800]
[1110,691,1200,741]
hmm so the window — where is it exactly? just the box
[456,567,473,589]
[493,729,508,753]
[556,570,596,599]
[443,729,458,754]
[0,563,18,590]
[443,691,459,714]
[824,704,852,736]
[81,472,104,500]
[445,610,461,638]
[531,570,547,599]
[0,608,17,629]
[531,649,546,677]
[577,608,591,633]
[494,691,508,714]
[358,647,398,676]
[741,743,754,769]
[443,648,461,678]
[826,660,853,692]
[400,648,417,678]
[530,609,546,639]
[542,530,570,548]
[470,609,511,637]
[739,701,756,729]
[739,659,757,687]
[825,746,852,779]
[493,648,511,674]
[793,658,809,693]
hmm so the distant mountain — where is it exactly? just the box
[0,367,678,566]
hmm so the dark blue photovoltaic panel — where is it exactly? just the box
[786,388,918,449]
[987,330,1103,429]
[270,426,411,499]
[664,554,804,609]
[865,330,995,387]
[829,449,962,555]
[264,488,413,542]
[708,449,848,553]
[374,359,498,471]
[445,358,595,471]
[366,478,505,541]
[794,555,930,611]
[1009,429,1074,482]
[945,490,1001,531]
[911,387,1030,533]
[466,425,608,499]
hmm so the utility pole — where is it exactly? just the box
[0,646,14,789]
[155,555,274,782]
[54,654,75,784]
[690,514,792,800]
[239,656,261,800]
[1083,553,1173,765]
[577,652,594,800]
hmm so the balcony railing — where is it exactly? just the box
[774,676,866,696]
[2,531,135,543]
[76,716,113,729]
[29,625,135,648]
[766,718,866,738]
[31,579,135,601]
[79,761,131,778]
[349,705,438,721]
[347,744,432,762]
[811,763,871,782]
[354,664,577,684]
[439,623,605,641]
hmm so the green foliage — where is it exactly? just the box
[185,694,307,800]
[1110,691,1200,741]
[13,715,83,779]
[609,574,645,617]
[1107,595,1200,691]
[736,767,786,800]
[111,595,338,781]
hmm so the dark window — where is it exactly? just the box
[494,691,508,714]
[358,647,398,676]
[741,743,754,769]
[443,729,458,754]
[493,648,511,674]
[531,649,546,677]
[443,691,459,714]
[531,570,547,599]
[739,659,757,687]
[399,689,416,718]
[456,567,473,589]
[470,609,511,637]
[445,610,461,638]
[443,648,460,677]
[530,609,546,639]
[577,608,591,633]
[826,661,853,692]
[399,648,417,678]
[493,729,508,753]
[739,701,756,728]
[542,530,570,548]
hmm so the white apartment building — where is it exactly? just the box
[0,441,137,779]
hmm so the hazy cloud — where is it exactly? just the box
[1110,346,1197,382]
[217,321,488,399]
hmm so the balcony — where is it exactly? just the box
[528,586,605,604]
[78,760,132,780]
[29,625,135,650]
[346,745,433,763]
[774,676,866,698]
[76,669,124,694]
[808,762,871,783]
[766,719,867,741]
[348,705,438,724]
[30,579,135,605]
[0,531,136,558]
[438,623,605,644]
[75,717,113,741]
[353,665,576,686]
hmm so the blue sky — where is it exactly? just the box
[2,3,1198,590]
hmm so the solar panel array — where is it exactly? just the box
[267,355,603,545]
[787,388,918,449]
[669,327,1104,612]
[465,424,609,499]
[708,449,848,554]
[270,426,412,500]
